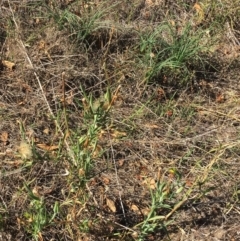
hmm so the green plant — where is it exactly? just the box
[23,184,59,240]
[79,219,90,232]
[139,22,210,85]
[69,87,114,184]
[133,169,185,241]
[47,1,112,46]
[134,181,172,240]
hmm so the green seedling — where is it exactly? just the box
[23,183,59,240]
[139,22,210,85]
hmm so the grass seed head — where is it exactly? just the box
[18,141,33,159]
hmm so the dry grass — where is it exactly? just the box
[0,0,240,240]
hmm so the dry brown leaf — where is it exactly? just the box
[149,178,156,189]
[38,40,53,61]
[145,0,154,7]
[83,138,89,148]
[193,2,202,12]
[144,123,159,129]
[142,178,156,190]
[216,93,225,103]
[166,110,173,117]
[1,131,8,143]
[185,178,193,187]
[37,143,58,151]
[2,60,15,70]
[4,159,24,166]
[102,176,110,185]
[199,79,213,88]
[32,187,41,198]
[43,128,50,135]
[118,159,125,167]
[105,85,121,110]
[92,144,102,158]
[106,198,116,213]
[38,232,43,241]
[110,129,127,138]
[66,90,74,105]
[17,79,33,92]
[141,207,150,216]
[131,204,141,215]
[156,87,166,101]
[45,49,53,62]
[193,2,204,23]
[38,40,46,50]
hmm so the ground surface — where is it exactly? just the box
[0,0,240,240]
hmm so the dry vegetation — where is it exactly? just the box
[0,0,240,240]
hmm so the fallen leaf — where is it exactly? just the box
[131,204,141,214]
[2,60,15,70]
[142,178,156,190]
[199,80,213,88]
[145,0,154,7]
[99,129,127,140]
[166,110,173,117]
[43,128,50,135]
[111,129,127,138]
[141,207,150,216]
[83,138,89,148]
[185,179,193,187]
[38,40,46,50]
[118,159,125,167]
[156,87,165,100]
[216,93,225,103]
[105,85,121,110]
[66,90,74,105]
[1,131,8,144]
[32,187,41,198]
[92,144,102,158]
[17,217,21,229]
[138,165,148,179]
[193,2,202,12]
[5,159,24,166]
[106,198,116,213]
[144,124,159,129]
[148,178,156,189]
[102,176,110,185]
[193,2,204,24]
[149,178,156,190]
[17,79,32,92]
[37,143,58,151]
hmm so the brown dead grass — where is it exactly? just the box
[0,0,240,240]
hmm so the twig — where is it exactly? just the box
[107,128,127,224]
[0,167,25,178]
[62,72,69,133]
